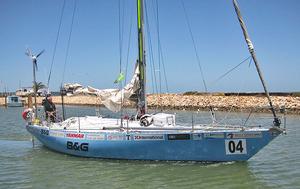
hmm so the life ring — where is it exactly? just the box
[22,108,33,121]
[140,114,153,127]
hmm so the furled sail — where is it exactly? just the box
[65,63,140,112]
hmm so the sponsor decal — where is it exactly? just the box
[40,129,49,136]
[134,134,164,141]
[204,133,224,139]
[49,131,65,138]
[86,133,105,140]
[107,134,125,140]
[66,141,89,152]
[226,132,262,139]
[168,134,190,140]
[225,139,247,155]
[192,133,202,140]
[66,133,85,139]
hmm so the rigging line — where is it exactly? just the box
[152,0,168,92]
[119,0,125,74]
[118,0,122,74]
[118,0,124,118]
[243,109,253,126]
[144,0,155,94]
[61,0,77,85]
[154,0,164,111]
[181,0,216,123]
[151,0,169,93]
[155,0,162,95]
[216,87,242,125]
[181,0,208,92]
[124,4,134,84]
[121,6,133,114]
[144,0,158,95]
[211,56,251,86]
[215,76,255,126]
[119,1,127,117]
[150,0,160,94]
[47,0,66,88]
[158,40,169,93]
[121,1,125,49]
[248,57,252,67]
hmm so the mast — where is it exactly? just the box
[232,0,280,126]
[60,85,66,121]
[137,0,146,117]
[33,59,38,118]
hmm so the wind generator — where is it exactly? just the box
[25,48,45,118]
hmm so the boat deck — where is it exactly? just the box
[39,116,271,134]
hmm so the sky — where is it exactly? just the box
[0,0,299,93]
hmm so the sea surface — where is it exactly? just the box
[0,106,299,189]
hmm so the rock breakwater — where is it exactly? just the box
[1,94,299,114]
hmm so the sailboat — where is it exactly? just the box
[24,0,285,162]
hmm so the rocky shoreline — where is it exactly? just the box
[1,94,300,114]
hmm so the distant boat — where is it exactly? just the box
[24,0,285,162]
[63,83,83,96]
[7,95,23,107]
[16,87,48,97]
[16,87,34,97]
[37,87,49,97]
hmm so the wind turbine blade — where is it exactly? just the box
[25,48,31,57]
[29,48,33,57]
[36,49,45,58]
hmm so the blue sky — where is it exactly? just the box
[0,0,299,93]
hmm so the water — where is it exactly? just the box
[0,106,299,189]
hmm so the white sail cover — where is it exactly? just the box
[68,64,140,112]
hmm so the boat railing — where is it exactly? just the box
[45,106,287,133]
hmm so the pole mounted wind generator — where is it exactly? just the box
[25,48,45,118]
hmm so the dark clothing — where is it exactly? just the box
[42,99,56,122]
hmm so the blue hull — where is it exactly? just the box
[26,125,281,161]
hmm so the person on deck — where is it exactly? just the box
[42,94,56,122]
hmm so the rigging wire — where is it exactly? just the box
[150,0,162,109]
[181,0,217,123]
[118,1,128,119]
[124,4,134,85]
[213,57,252,125]
[61,0,77,85]
[144,0,159,95]
[155,0,162,96]
[216,88,242,125]
[123,3,134,117]
[181,0,208,92]
[118,0,124,119]
[211,56,251,86]
[158,40,169,93]
[154,0,170,110]
[118,0,125,75]
[47,0,66,89]
[154,0,169,93]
